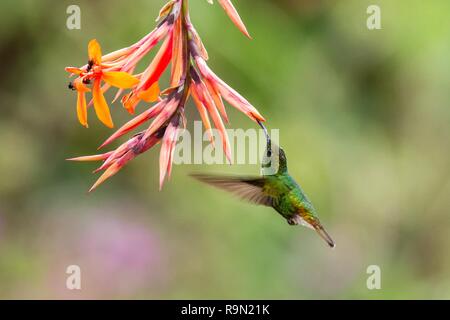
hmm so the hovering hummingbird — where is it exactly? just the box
[191,122,335,248]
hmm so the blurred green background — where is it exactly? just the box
[0,0,450,299]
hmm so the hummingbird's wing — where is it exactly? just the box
[190,173,273,207]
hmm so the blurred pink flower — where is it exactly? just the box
[41,206,169,298]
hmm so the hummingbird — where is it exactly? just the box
[191,121,335,248]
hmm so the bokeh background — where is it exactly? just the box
[0,0,449,299]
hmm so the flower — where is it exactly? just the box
[216,0,252,39]
[67,0,265,190]
[69,78,90,128]
[66,40,141,128]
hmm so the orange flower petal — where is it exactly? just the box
[95,138,137,173]
[159,117,180,189]
[122,23,170,72]
[204,78,228,123]
[76,91,88,128]
[156,0,175,22]
[160,86,178,96]
[102,47,133,63]
[189,25,209,60]
[73,79,91,93]
[66,152,113,162]
[89,150,136,192]
[88,39,102,65]
[170,17,184,87]
[93,79,114,128]
[142,98,179,141]
[137,35,172,92]
[99,100,166,149]
[217,0,251,39]
[192,80,231,162]
[138,82,160,102]
[65,67,84,75]
[102,71,140,89]
[89,162,121,192]
[121,92,141,115]
[191,87,214,145]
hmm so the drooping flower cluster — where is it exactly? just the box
[67,0,265,190]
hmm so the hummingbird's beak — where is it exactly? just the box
[257,120,271,151]
[314,225,336,248]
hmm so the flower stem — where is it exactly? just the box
[178,0,191,110]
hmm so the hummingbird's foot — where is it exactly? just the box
[287,215,302,226]
[287,215,315,229]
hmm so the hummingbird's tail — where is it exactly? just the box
[313,224,336,248]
